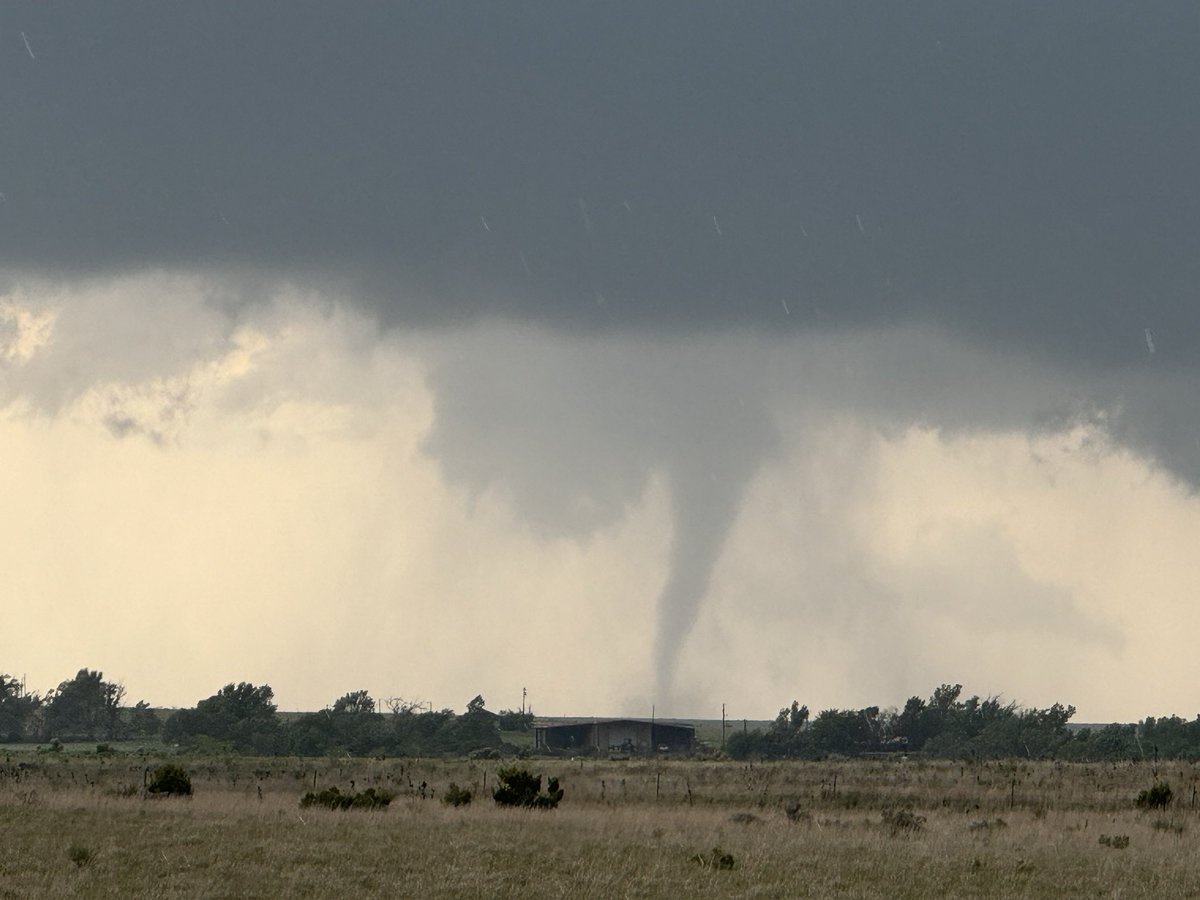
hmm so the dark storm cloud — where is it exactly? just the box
[4,5,1197,714]
[3,3,1198,361]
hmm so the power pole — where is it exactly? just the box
[521,687,527,716]
[721,703,727,751]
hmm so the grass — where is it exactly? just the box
[3,754,1200,898]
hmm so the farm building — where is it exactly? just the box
[534,719,695,754]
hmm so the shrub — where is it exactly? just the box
[442,783,473,807]
[1152,818,1186,835]
[1099,834,1130,849]
[492,766,563,809]
[299,786,394,811]
[147,764,192,796]
[348,787,394,810]
[1136,782,1173,810]
[67,845,94,868]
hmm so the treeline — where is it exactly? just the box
[728,684,1200,763]
[11,670,1200,762]
[1,670,532,757]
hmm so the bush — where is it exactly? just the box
[1152,818,1186,835]
[443,783,473,807]
[1136,782,1173,810]
[67,845,95,868]
[299,786,394,811]
[147,764,192,796]
[492,766,563,809]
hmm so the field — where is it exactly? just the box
[3,751,1200,898]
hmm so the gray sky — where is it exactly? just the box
[2,4,1199,719]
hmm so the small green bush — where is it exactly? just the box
[67,845,94,868]
[1099,834,1130,849]
[299,786,394,811]
[147,764,192,796]
[492,767,563,809]
[442,783,473,807]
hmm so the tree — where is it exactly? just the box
[497,709,534,731]
[43,670,125,741]
[768,701,812,757]
[454,694,502,752]
[0,674,39,742]
[383,696,427,716]
[808,707,881,756]
[727,701,813,760]
[332,690,376,715]
[129,700,162,738]
[284,690,388,756]
[725,729,775,760]
[896,696,929,750]
[163,682,280,753]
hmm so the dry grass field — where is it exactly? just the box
[3,753,1200,898]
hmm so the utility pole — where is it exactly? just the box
[721,703,727,751]
[521,687,527,716]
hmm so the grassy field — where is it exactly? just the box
[3,751,1199,898]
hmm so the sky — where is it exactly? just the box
[2,3,1199,721]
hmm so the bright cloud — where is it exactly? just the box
[3,274,1199,722]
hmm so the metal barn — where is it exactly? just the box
[533,719,694,754]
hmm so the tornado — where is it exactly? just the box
[651,399,776,706]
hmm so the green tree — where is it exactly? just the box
[128,700,162,738]
[43,670,125,741]
[809,707,881,756]
[163,682,280,753]
[0,674,40,742]
[725,728,775,760]
[447,695,502,753]
[497,709,534,731]
[284,691,389,756]
[768,701,812,757]
[332,690,377,715]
